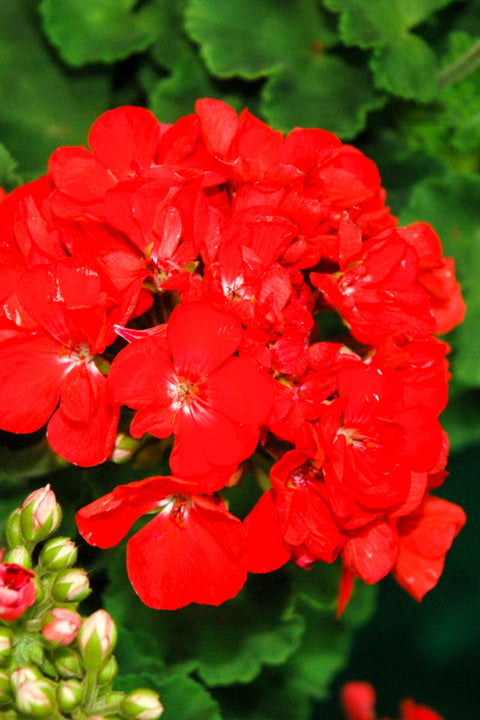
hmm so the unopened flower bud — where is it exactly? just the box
[11,666,42,691]
[0,669,11,704]
[78,609,117,670]
[0,627,12,664]
[97,655,118,685]
[120,688,164,720]
[42,607,82,646]
[111,433,140,463]
[20,485,61,542]
[3,546,32,569]
[15,678,56,718]
[51,568,90,602]
[54,647,83,678]
[57,679,83,713]
[6,508,23,547]
[0,563,36,621]
[39,536,78,570]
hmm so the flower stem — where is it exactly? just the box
[438,38,480,89]
[83,669,99,713]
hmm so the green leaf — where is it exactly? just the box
[262,54,384,138]
[40,0,161,67]
[0,0,110,178]
[0,143,22,190]
[185,0,337,80]
[285,576,377,702]
[324,0,456,100]
[159,675,223,720]
[116,673,223,720]
[400,172,480,386]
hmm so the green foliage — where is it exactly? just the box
[0,0,110,178]
[323,0,455,100]
[40,0,162,67]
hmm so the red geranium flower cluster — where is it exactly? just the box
[0,100,466,611]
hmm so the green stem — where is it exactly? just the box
[83,669,99,713]
[438,38,480,89]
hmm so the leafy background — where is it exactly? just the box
[1,0,480,718]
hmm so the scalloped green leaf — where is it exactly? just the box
[0,0,109,177]
[400,172,480,387]
[184,0,337,80]
[40,0,162,67]
[323,0,456,100]
[261,54,384,138]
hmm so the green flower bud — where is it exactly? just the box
[10,666,43,692]
[32,575,45,604]
[97,655,118,686]
[57,679,83,713]
[0,669,12,704]
[6,508,23,547]
[120,689,164,720]
[39,537,77,571]
[20,485,61,543]
[14,678,56,718]
[3,546,32,569]
[0,627,12,664]
[78,610,117,670]
[54,647,83,678]
[51,568,91,603]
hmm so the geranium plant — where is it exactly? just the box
[1,2,478,719]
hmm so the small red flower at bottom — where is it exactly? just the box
[76,476,246,610]
[0,558,36,621]
[341,682,445,720]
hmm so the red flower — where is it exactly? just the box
[76,476,246,610]
[0,258,121,465]
[0,559,36,621]
[108,301,274,485]
[341,682,445,720]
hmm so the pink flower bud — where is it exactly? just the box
[42,608,82,646]
[51,568,90,602]
[78,609,117,669]
[20,485,61,542]
[15,677,56,718]
[0,562,36,621]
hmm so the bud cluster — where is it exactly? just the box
[0,485,163,719]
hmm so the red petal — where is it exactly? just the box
[49,146,116,201]
[244,490,291,573]
[207,356,274,425]
[0,334,68,433]
[88,106,161,180]
[76,475,205,548]
[342,522,398,583]
[394,495,466,601]
[340,682,377,720]
[127,495,246,609]
[168,302,243,378]
[47,367,119,467]
[108,336,173,409]
[195,98,239,157]
[399,698,445,720]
